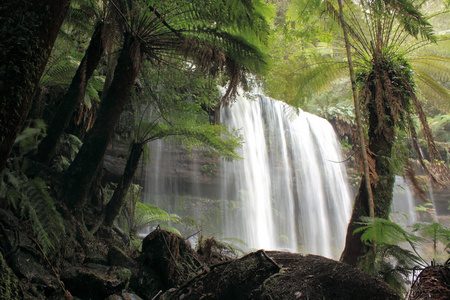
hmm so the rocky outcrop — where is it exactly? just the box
[161,250,400,300]
[135,229,202,299]
[61,264,131,299]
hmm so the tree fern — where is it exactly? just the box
[132,203,181,234]
[412,222,450,263]
[117,184,181,239]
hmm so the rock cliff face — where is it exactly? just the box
[104,137,222,198]
[104,136,450,223]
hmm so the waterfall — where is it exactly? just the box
[391,176,418,226]
[219,93,352,258]
[144,91,353,259]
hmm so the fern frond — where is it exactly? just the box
[131,202,181,235]
[289,56,349,107]
[20,178,65,254]
[413,222,450,258]
[141,122,242,162]
[1,163,65,255]
[40,48,79,87]
[411,55,450,82]
[383,0,436,42]
[413,68,450,113]
[355,217,423,246]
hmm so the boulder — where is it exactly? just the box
[136,229,202,299]
[61,263,131,299]
[161,250,400,300]
[108,246,137,269]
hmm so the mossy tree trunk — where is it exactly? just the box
[104,142,143,227]
[0,0,71,172]
[340,132,395,266]
[63,32,141,213]
[340,68,396,266]
[34,21,107,164]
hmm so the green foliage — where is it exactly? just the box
[0,253,20,300]
[41,41,105,107]
[131,64,243,163]
[412,222,450,262]
[427,114,450,143]
[0,162,64,255]
[117,184,181,241]
[356,218,424,255]
[355,217,450,295]
[131,202,181,235]
[355,217,426,294]
[53,134,82,171]
[197,234,246,259]
[0,128,65,254]
[13,119,47,156]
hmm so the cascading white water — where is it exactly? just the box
[219,93,352,258]
[391,176,418,226]
[144,91,353,259]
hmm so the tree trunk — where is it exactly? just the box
[340,97,395,266]
[34,21,107,164]
[104,142,143,227]
[336,0,374,220]
[63,32,141,212]
[0,0,71,172]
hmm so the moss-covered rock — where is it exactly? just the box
[108,245,137,269]
[162,251,400,300]
[61,263,131,299]
[136,229,202,300]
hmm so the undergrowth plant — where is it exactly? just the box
[0,161,64,255]
[355,217,450,296]
[196,234,246,261]
[356,218,422,295]
[117,184,181,246]
[0,122,65,255]
[412,222,450,264]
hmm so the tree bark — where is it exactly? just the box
[63,32,141,212]
[104,142,143,227]
[34,21,107,164]
[0,0,71,172]
[340,96,395,266]
[336,0,374,220]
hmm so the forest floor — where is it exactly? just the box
[1,211,449,300]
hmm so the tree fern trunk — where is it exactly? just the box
[341,90,395,266]
[0,0,71,172]
[104,142,143,227]
[63,32,141,212]
[34,21,107,164]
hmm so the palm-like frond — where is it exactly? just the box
[383,0,435,41]
[281,55,349,107]
[356,217,423,249]
[110,0,270,105]
[132,202,181,234]
[412,222,450,261]
[414,70,450,113]
[411,55,450,113]
[139,122,242,162]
